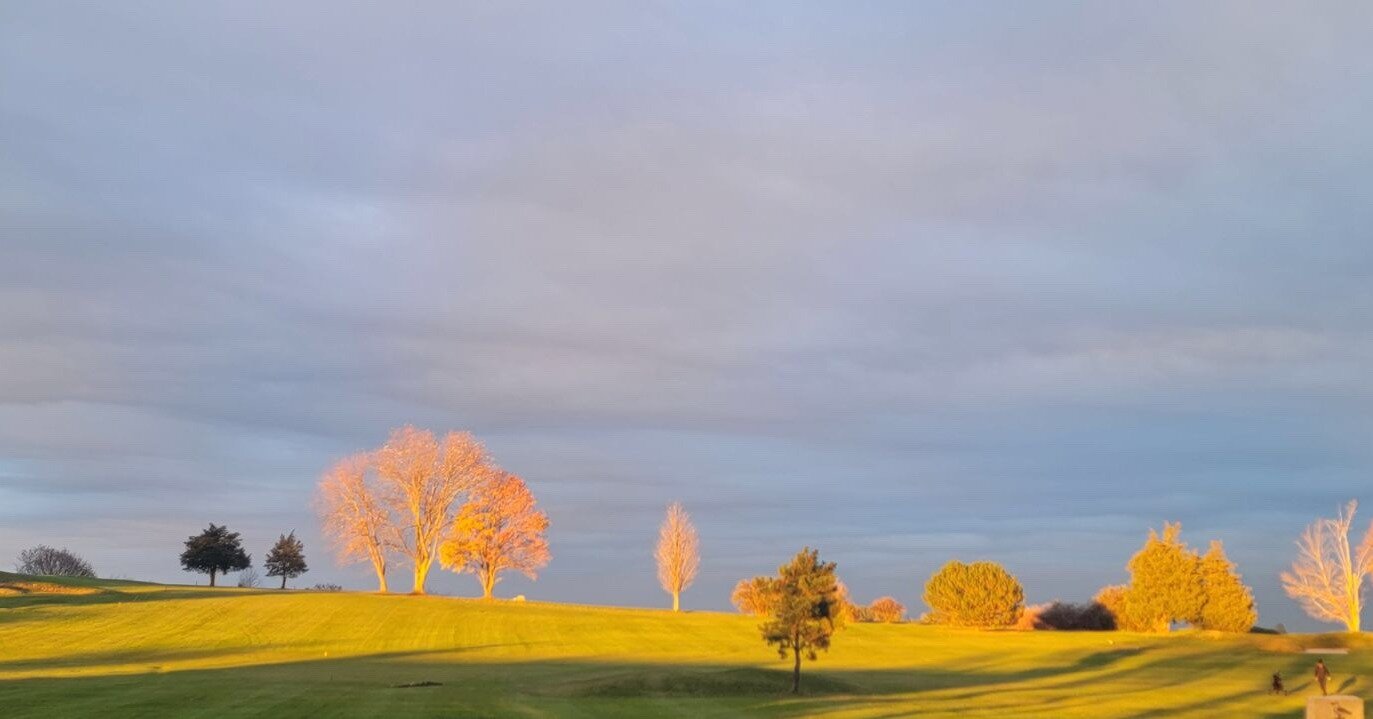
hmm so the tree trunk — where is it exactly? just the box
[412,559,430,594]
[372,558,388,593]
[209,569,217,587]
[1349,611,1361,633]
[482,570,495,599]
[672,591,680,612]
[281,575,287,590]
[792,645,801,694]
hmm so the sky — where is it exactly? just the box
[3,2,1373,629]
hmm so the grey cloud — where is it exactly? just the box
[4,1,1373,625]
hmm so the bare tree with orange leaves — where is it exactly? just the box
[1282,500,1373,631]
[655,502,699,612]
[374,426,490,595]
[316,452,395,592]
[439,471,550,598]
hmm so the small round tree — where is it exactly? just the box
[731,576,779,616]
[866,596,906,623]
[922,560,1024,628]
[180,523,251,587]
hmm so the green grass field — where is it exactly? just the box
[0,572,1362,717]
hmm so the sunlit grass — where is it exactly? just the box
[0,571,1359,717]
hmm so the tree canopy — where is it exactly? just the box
[440,471,550,599]
[180,524,251,587]
[1281,500,1373,632]
[923,560,1024,628]
[1120,523,1204,632]
[264,531,309,589]
[1197,540,1257,632]
[654,502,700,611]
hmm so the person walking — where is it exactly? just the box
[1315,659,1331,696]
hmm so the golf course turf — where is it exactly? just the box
[0,572,1361,717]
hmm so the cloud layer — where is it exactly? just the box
[4,2,1373,626]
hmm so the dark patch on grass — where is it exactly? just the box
[393,680,443,688]
[552,667,861,698]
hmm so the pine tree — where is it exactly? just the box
[264,531,309,590]
[1197,540,1257,632]
[1122,522,1203,632]
[180,524,251,587]
[759,548,845,694]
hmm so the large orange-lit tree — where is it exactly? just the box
[375,426,490,594]
[316,452,394,592]
[439,471,550,598]
[1282,500,1373,631]
[654,502,699,611]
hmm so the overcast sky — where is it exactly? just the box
[4,2,1373,629]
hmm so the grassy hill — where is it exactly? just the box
[0,572,1363,717]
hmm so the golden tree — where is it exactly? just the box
[316,453,395,592]
[374,426,489,594]
[731,576,778,616]
[1282,500,1373,631]
[923,560,1024,628]
[654,502,700,611]
[866,596,906,623]
[440,471,550,598]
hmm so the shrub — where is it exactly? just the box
[15,546,96,578]
[923,560,1024,628]
[1037,601,1116,630]
[866,596,905,623]
[236,568,261,588]
[309,583,343,592]
[731,576,779,616]
[1094,584,1133,629]
[1014,603,1048,631]
[834,581,860,623]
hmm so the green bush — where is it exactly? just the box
[922,560,1023,628]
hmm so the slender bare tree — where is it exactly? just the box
[316,452,394,592]
[1281,500,1373,631]
[375,426,488,594]
[655,502,700,611]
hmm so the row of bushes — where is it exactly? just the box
[732,522,1257,634]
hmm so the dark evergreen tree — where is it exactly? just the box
[264,531,309,589]
[179,523,251,587]
[759,548,845,694]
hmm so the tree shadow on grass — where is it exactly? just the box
[0,586,291,623]
[0,644,325,674]
[0,644,1282,719]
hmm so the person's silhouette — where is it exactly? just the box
[1315,659,1331,696]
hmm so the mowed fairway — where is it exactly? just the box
[0,573,1362,718]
